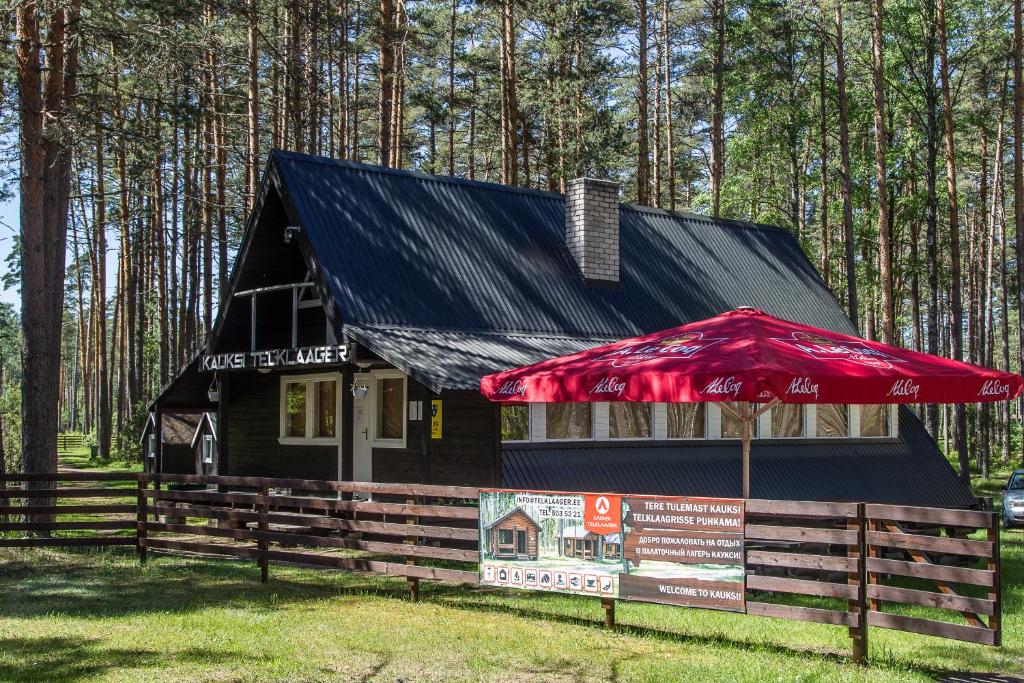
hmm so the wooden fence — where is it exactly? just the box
[0,472,1002,662]
[56,433,85,453]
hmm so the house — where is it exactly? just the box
[561,526,601,560]
[140,411,202,474]
[602,533,622,561]
[145,150,977,508]
[485,507,541,560]
[190,412,218,475]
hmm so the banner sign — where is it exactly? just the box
[200,344,352,372]
[478,489,745,612]
[430,400,443,439]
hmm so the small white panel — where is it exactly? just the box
[708,403,722,440]
[594,403,610,440]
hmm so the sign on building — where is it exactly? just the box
[200,343,352,372]
[478,489,745,612]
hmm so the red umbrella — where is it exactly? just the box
[481,307,1022,497]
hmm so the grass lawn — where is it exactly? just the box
[58,447,141,474]
[0,453,1018,680]
[0,533,1020,682]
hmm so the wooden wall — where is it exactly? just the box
[371,385,499,488]
[225,371,338,480]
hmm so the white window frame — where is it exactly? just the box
[533,402,596,443]
[370,369,407,449]
[202,435,215,464]
[147,433,157,460]
[279,372,342,445]
[501,402,897,443]
[657,403,709,441]
[499,404,532,443]
[606,402,655,440]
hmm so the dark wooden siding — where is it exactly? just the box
[371,384,498,488]
[226,371,339,480]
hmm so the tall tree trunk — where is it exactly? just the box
[636,0,650,205]
[924,0,940,438]
[818,9,829,288]
[499,0,519,185]
[938,0,968,480]
[662,0,675,210]
[247,0,260,206]
[870,0,895,345]
[709,0,725,217]
[378,0,395,166]
[16,0,80,514]
[95,121,111,459]
[1015,0,1024,466]
[448,0,457,176]
[834,1,857,329]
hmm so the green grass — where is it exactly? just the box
[59,446,141,474]
[0,535,1021,682]
[0,456,1018,680]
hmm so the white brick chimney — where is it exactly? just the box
[565,177,620,285]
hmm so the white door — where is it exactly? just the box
[352,373,373,486]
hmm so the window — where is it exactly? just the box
[771,404,804,438]
[859,405,889,437]
[609,403,652,439]
[720,404,756,439]
[202,435,214,464]
[147,434,157,460]
[817,404,849,437]
[279,374,339,444]
[373,373,406,445]
[498,529,513,545]
[667,403,706,439]
[501,405,530,441]
[546,403,593,439]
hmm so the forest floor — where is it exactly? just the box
[0,452,1019,681]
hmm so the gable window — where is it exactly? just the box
[609,402,652,439]
[371,370,407,447]
[202,435,215,464]
[770,403,804,438]
[667,403,706,439]
[147,433,157,460]
[546,403,592,440]
[859,404,889,437]
[817,404,849,437]
[501,405,530,441]
[280,373,340,444]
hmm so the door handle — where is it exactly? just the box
[362,428,368,439]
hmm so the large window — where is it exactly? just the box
[609,403,652,439]
[771,403,804,438]
[667,403,706,439]
[279,374,339,444]
[859,405,889,437]
[817,404,849,437]
[546,403,593,439]
[501,405,530,441]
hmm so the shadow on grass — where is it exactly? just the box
[2,544,1020,680]
[0,636,251,682]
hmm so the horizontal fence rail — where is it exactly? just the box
[0,473,1001,662]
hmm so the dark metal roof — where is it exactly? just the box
[343,324,614,393]
[501,408,978,508]
[272,151,854,390]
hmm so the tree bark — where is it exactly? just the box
[247,0,260,206]
[937,0,968,480]
[834,1,857,330]
[1015,0,1024,467]
[636,0,650,205]
[870,0,894,345]
[709,0,725,217]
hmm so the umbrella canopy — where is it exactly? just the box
[480,307,1022,406]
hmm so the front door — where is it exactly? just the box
[352,373,373,485]
[516,530,528,556]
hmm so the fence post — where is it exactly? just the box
[848,502,868,664]
[136,476,148,565]
[601,597,615,628]
[258,484,269,583]
[406,495,420,601]
[988,510,1001,647]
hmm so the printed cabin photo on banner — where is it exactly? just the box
[479,490,624,597]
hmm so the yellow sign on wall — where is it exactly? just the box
[430,400,443,439]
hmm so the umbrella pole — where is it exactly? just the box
[740,401,751,499]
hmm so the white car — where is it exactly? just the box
[1002,470,1024,529]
